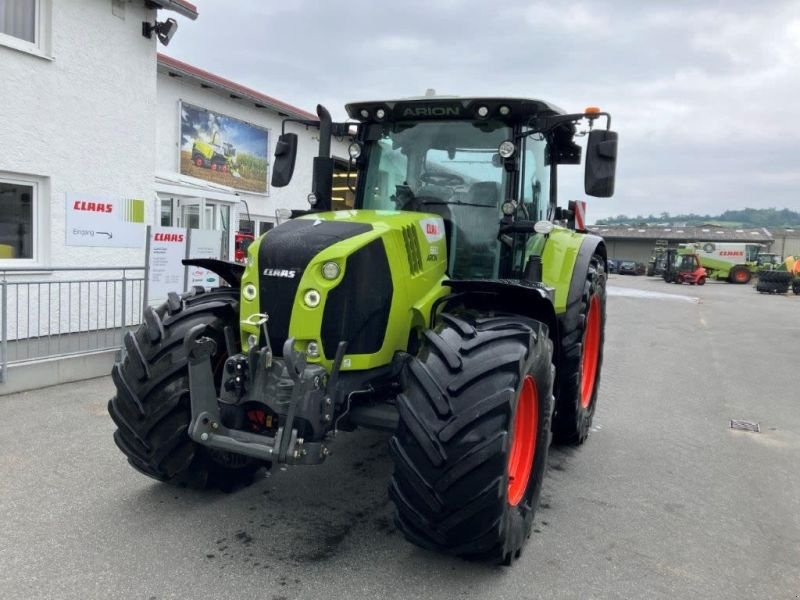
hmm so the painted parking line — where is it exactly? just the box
[607,286,700,303]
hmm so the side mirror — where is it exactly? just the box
[584,129,618,197]
[271,133,298,188]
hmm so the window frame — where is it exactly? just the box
[0,173,41,268]
[0,0,52,60]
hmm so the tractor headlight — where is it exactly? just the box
[499,105,511,116]
[242,283,257,301]
[304,289,321,308]
[247,334,259,348]
[498,140,516,158]
[322,261,340,280]
[476,105,489,118]
[501,201,516,216]
[307,341,320,358]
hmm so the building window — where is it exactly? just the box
[0,177,36,262]
[0,0,51,57]
[160,197,174,226]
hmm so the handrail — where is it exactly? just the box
[1,266,144,273]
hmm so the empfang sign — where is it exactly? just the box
[402,105,460,117]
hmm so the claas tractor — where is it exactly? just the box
[109,96,618,564]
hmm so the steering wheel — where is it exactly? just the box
[419,171,465,187]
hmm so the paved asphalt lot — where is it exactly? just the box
[2,275,799,599]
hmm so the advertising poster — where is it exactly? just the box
[145,226,187,305]
[186,228,222,289]
[65,194,146,248]
[179,101,270,194]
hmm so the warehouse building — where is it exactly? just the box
[589,225,776,264]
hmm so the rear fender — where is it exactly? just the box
[442,279,560,368]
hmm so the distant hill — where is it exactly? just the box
[594,208,800,228]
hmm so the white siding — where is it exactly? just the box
[0,0,158,270]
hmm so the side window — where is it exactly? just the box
[520,136,550,221]
[0,177,37,263]
[364,137,408,209]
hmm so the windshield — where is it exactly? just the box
[361,120,511,278]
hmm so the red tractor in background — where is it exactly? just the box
[234,231,254,264]
[663,249,707,285]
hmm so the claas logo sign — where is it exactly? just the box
[154,233,185,242]
[73,200,113,213]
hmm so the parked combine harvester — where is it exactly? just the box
[108,95,618,565]
[678,242,762,284]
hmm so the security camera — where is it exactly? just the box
[142,18,178,47]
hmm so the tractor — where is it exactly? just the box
[109,96,618,564]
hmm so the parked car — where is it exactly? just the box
[618,260,646,275]
[607,258,620,274]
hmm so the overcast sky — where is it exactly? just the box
[166,0,800,221]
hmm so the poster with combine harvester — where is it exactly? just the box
[179,102,270,194]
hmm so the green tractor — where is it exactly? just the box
[109,97,618,564]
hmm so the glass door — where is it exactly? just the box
[177,197,203,229]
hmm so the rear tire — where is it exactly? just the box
[390,311,554,564]
[553,253,606,445]
[108,287,263,491]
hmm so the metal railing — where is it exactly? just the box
[0,267,145,383]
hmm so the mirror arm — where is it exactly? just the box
[521,112,611,139]
[279,117,320,135]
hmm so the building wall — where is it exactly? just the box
[155,73,349,223]
[0,0,158,269]
[773,233,800,257]
[604,240,656,264]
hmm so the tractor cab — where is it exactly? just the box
[272,96,617,283]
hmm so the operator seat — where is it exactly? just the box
[448,181,502,278]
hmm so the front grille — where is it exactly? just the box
[258,219,372,355]
[321,239,393,357]
[402,225,423,275]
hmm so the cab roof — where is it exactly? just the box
[345,96,566,125]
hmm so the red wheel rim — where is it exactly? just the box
[580,295,601,409]
[735,270,748,282]
[507,375,538,507]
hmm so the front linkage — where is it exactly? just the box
[185,319,347,467]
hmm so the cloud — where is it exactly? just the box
[165,0,800,220]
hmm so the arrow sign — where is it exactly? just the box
[96,231,113,239]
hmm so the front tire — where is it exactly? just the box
[553,253,607,445]
[108,288,263,491]
[729,266,751,284]
[390,312,554,564]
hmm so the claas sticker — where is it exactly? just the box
[419,217,445,243]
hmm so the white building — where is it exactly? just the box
[0,0,349,391]
[155,54,347,261]
[0,0,344,272]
